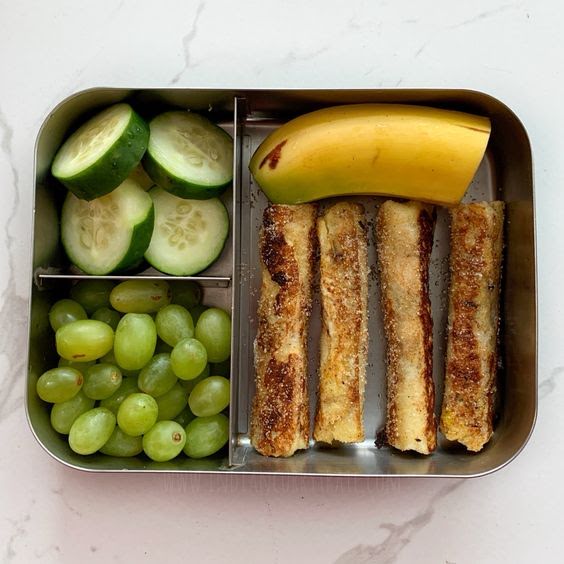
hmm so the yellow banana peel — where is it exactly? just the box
[249,104,491,205]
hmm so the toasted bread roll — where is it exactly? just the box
[440,201,504,452]
[251,203,317,457]
[314,202,368,444]
[376,200,436,454]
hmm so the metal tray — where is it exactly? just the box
[27,88,536,477]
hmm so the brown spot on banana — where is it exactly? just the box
[371,149,381,166]
[259,139,287,170]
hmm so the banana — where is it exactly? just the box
[249,104,491,206]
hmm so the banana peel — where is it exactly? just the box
[249,104,491,205]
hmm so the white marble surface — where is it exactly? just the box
[0,0,561,562]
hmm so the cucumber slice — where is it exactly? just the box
[128,163,155,191]
[61,178,154,275]
[143,111,233,199]
[52,103,149,200]
[145,187,229,275]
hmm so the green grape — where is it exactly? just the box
[114,313,157,370]
[179,363,210,394]
[188,376,230,417]
[99,349,138,377]
[36,367,83,403]
[110,280,171,313]
[50,391,95,434]
[83,363,122,400]
[194,308,231,363]
[155,305,194,346]
[48,299,87,331]
[142,421,186,462]
[100,426,143,457]
[156,383,188,421]
[58,357,95,369]
[70,279,115,314]
[99,377,139,414]
[138,353,177,397]
[117,393,158,436]
[68,407,116,455]
[170,281,202,309]
[183,414,229,458]
[210,359,230,378]
[154,339,173,354]
[170,337,207,380]
[56,319,114,362]
[174,407,196,428]
[189,304,207,324]
[91,307,121,331]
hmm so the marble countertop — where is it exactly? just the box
[0,1,560,562]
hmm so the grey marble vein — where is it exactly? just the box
[251,43,333,77]
[112,0,125,16]
[449,3,523,30]
[346,15,383,34]
[0,106,28,422]
[278,44,332,66]
[481,65,513,74]
[415,3,522,58]
[4,513,30,562]
[539,366,564,400]
[333,480,463,564]
[0,107,18,195]
[51,487,83,518]
[414,40,431,58]
[170,1,206,85]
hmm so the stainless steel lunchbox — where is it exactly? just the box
[27,88,536,476]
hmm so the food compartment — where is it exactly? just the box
[229,90,536,477]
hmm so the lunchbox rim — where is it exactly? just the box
[26,85,538,478]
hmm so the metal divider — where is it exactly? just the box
[228,96,246,467]
[37,273,231,288]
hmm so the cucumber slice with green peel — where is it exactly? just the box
[61,178,154,275]
[145,187,229,276]
[128,163,155,191]
[52,103,149,200]
[143,111,233,200]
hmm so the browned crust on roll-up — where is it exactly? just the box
[314,202,368,444]
[440,201,504,452]
[251,203,317,457]
[376,200,436,454]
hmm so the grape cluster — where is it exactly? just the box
[37,279,231,462]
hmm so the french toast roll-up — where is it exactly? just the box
[376,200,437,454]
[251,203,317,457]
[440,201,504,452]
[314,202,368,444]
